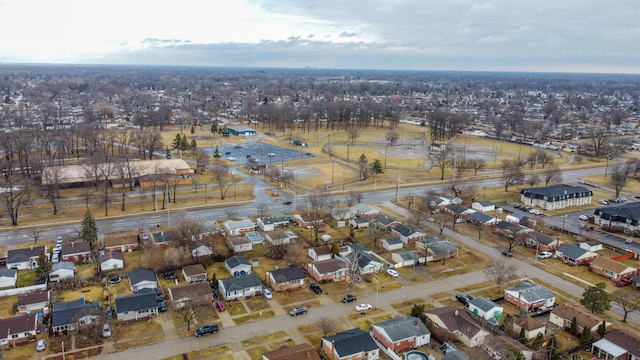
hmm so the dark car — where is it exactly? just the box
[107,276,121,285]
[158,301,167,312]
[502,250,513,257]
[283,200,292,205]
[289,306,308,316]
[342,294,357,303]
[194,324,219,337]
[163,271,175,280]
[310,283,323,294]
[455,294,469,306]
[616,278,632,287]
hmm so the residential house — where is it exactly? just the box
[99,251,124,272]
[468,297,503,321]
[305,258,347,283]
[331,207,353,221]
[191,244,213,258]
[370,214,401,230]
[415,237,459,263]
[381,238,404,251]
[472,201,495,212]
[591,328,640,360]
[579,240,603,252]
[467,212,497,226]
[292,213,324,229]
[430,196,462,209]
[0,268,17,288]
[115,292,159,321]
[0,314,38,346]
[322,328,380,360]
[217,274,263,300]
[266,267,307,292]
[7,246,47,270]
[444,203,475,219]
[339,244,383,274]
[265,230,292,246]
[17,291,49,314]
[103,231,139,252]
[49,262,75,283]
[513,315,547,341]
[128,268,158,292]
[390,224,425,245]
[150,230,172,249]
[371,315,431,353]
[523,231,562,252]
[225,235,253,253]
[594,202,640,233]
[60,241,92,263]
[494,221,532,239]
[262,343,321,360]
[168,282,214,308]
[589,256,638,282]
[392,251,419,267]
[520,184,592,210]
[424,306,489,348]
[308,246,333,262]
[257,215,291,232]
[51,298,101,333]
[349,217,370,229]
[225,255,252,276]
[504,281,556,312]
[555,244,598,266]
[182,264,207,283]
[223,219,256,235]
[350,203,382,218]
[550,303,610,335]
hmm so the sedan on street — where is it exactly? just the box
[355,303,372,312]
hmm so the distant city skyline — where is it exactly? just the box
[2,0,639,74]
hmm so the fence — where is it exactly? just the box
[0,283,47,297]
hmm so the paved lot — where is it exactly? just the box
[204,141,316,165]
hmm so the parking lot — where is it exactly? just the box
[204,141,315,165]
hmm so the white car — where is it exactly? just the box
[386,268,399,277]
[355,304,372,312]
[538,251,553,259]
[36,339,46,351]
[263,289,273,300]
[579,215,588,221]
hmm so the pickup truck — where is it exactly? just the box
[195,324,219,337]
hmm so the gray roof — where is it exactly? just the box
[61,241,91,255]
[372,214,399,226]
[51,262,74,272]
[521,183,592,201]
[219,273,262,292]
[445,203,468,214]
[396,251,419,261]
[99,251,123,263]
[373,315,430,342]
[506,282,554,303]
[225,255,251,268]
[260,216,291,225]
[8,246,46,263]
[324,328,378,356]
[384,237,403,245]
[115,292,158,313]
[594,202,640,225]
[0,268,17,278]
[52,299,101,327]
[128,268,157,286]
[468,212,495,223]
[469,297,500,312]
[420,237,458,255]
[556,244,590,260]
[269,267,306,283]
[392,224,421,237]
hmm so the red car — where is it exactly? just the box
[616,278,632,287]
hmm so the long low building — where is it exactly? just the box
[593,202,640,234]
[520,184,592,210]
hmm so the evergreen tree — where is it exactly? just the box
[372,158,384,174]
[172,133,183,150]
[358,153,369,180]
[213,146,221,159]
[570,316,578,335]
[166,147,172,159]
[580,283,611,314]
[531,332,544,350]
[190,125,195,134]
[518,327,527,344]
[580,325,592,344]
[330,242,340,255]
[409,304,426,323]
[35,250,52,280]
[81,210,98,250]
[211,123,216,133]
[191,139,197,149]
[597,320,607,338]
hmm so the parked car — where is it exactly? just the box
[36,339,46,352]
[501,250,513,257]
[289,306,308,316]
[455,218,465,223]
[107,276,121,285]
[283,201,292,205]
[158,301,167,312]
[426,217,434,222]
[616,278,632,287]
[455,294,469,306]
[215,301,226,312]
[310,283,323,294]
[342,294,357,303]
[195,324,219,337]
[579,215,589,221]
[355,303,372,312]
[163,271,175,280]
[386,268,399,277]
[102,323,111,338]
[263,289,273,299]
[538,251,553,259]
[598,199,609,205]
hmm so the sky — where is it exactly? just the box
[1,0,639,74]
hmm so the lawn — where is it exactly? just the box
[233,310,275,325]
[58,285,105,303]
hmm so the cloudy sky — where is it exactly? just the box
[1,0,639,73]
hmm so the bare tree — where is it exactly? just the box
[0,175,28,226]
[176,300,203,331]
[317,316,339,336]
[169,212,204,249]
[386,130,399,146]
[346,191,364,207]
[224,208,237,219]
[586,127,611,157]
[469,158,486,175]
[435,147,452,180]
[305,190,331,243]
[501,159,524,192]
[611,288,640,322]
[164,246,192,270]
[525,174,540,188]
[211,159,233,199]
[484,261,517,290]
[256,203,269,217]
[434,215,448,235]
[284,243,306,265]
[42,165,64,215]
[609,165,628,198]
[31,227,43,244]
[192,149,210,174]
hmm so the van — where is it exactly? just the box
[215,301,226,312]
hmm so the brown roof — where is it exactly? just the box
[551,303,603,329]
[262,343,321,360]
[313,258,345,274]
[98,251,123,263]
[168,282,211,302]
[103,231,138,248]
[0,314,38,335]
[17,291,49,307]
[183,264,206,276]
[312,246,332,256]
[514,315,545,331]
[425,306,483,338]
[589,256,636,275]
[604,328,640,357]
